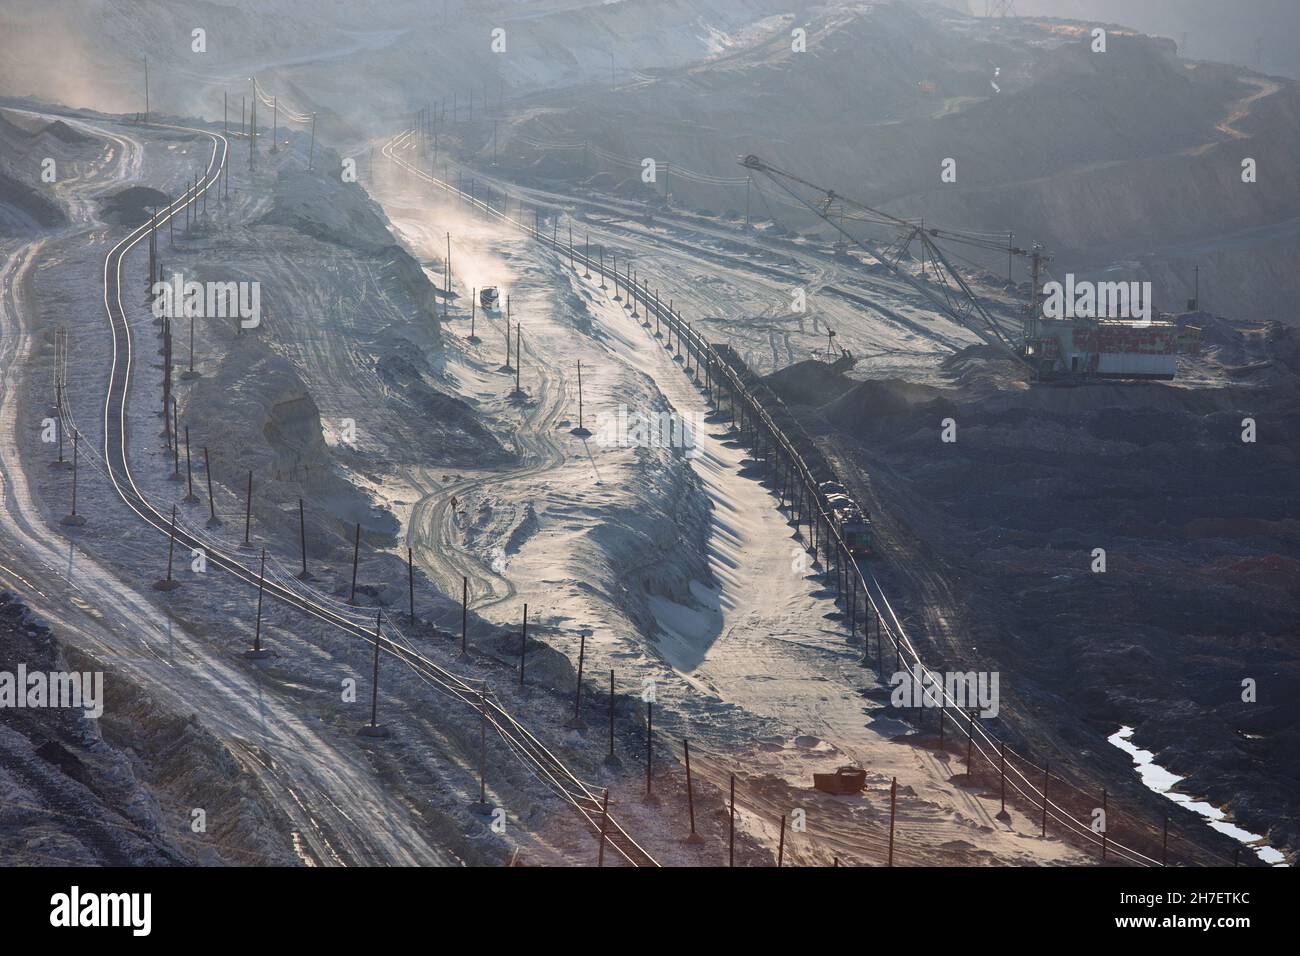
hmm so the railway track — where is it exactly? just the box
[81,118,658,868]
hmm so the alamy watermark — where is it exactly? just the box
[1041,274,1152,327]
[595,404,703,459]
[889,667,999,718]
[50,886,150,936]
[0,665,104,718]
[152,271,261,329]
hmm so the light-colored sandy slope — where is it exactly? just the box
[375,136,1092,865]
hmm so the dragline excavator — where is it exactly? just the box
[739,154,1041,367]
[740,155,1194,381]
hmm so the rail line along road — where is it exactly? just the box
[83,119,658,868]
[384,126,1215,868]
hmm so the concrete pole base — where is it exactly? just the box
[642,792,661,807]
[168,471,184,482]
[182,493,201,504]
[469,799,493,816]
[205,516,223,529]
[683,832,706,846]
[49,459,71,470]
[180,369,200,381]
[295,570,315,582]
[357,724,390,739]
[603,754,622,770]
[564,717,587,731]
[153,578,181,591]
[242,648,274,661]
[60,514,86,527]
[569,426,592,439]
[237,541,257,552]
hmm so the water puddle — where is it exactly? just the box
[1108,725,1286,866]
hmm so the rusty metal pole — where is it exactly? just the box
[967,710,976,780]
[154,505,180,590]
[241,470,253,548]
[643,700,654,802]
[60,431,85,527]
[461,575,468,655]
[370,613,382,727]
[684,738,699,840]
[348,522,360,604]
[571,631,586,725]
[606,669,617,765]
[297,498,309,579]
[203,447,220,527]
[888,777,898,866]
[474,686,489,809]
[778,814,786,867]
[407,547,415,620]
[246,548,271,659]
[576,359,584,432]
[999,742,1007,816]
[1101,789,1108,862]
[728,774,736,867]
[1041,762,1049,838]
[170,398,181,479]
[597,789,610,867]
[518,603,528,686]
[182,428,198,503]
[69,432,80,520]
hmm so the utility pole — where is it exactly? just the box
[143,57,149,124]
[358,612,390,738]
[1027,245,1045,343]
[574,360,587,435]
[249,84,257,171]
[308,113,316,171]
